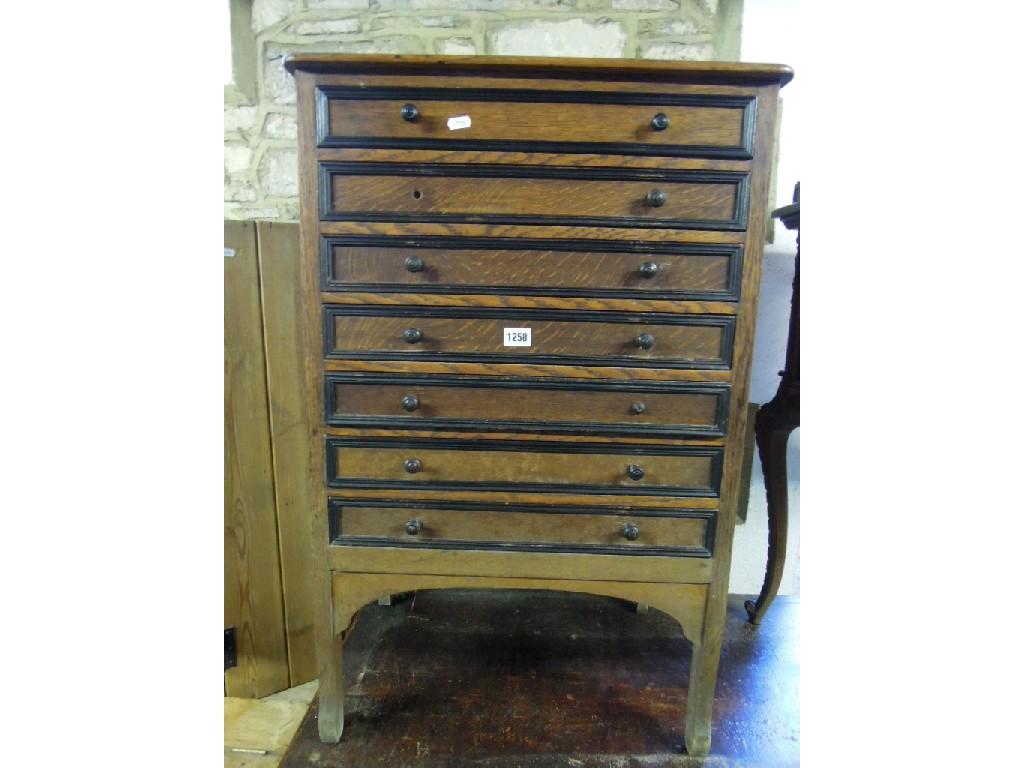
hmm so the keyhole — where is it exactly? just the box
[412,190,422,200]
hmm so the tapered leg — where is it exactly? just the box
[317,631,345,743]
[684,638,720,757]
[745,399,795,625]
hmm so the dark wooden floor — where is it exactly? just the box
[281,591,799,767]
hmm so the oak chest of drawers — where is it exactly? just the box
[285,54,791,757]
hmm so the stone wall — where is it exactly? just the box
[225,0,741,221]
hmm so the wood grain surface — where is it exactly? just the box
[321,358,735,383]
[327,96,744,150]
[318,220,747,243]
[335,504,710,553]
[327,487,720,509]
[284,53,793,86]
[320,291,739,316]
[327,376,724,436]
[327,310,730,367]
[325,542,714,584]
[224,220,290,698]
[224,682,317,767]
[331,573,709,645]
[329,440,719,494]
[294,67,341,740]
[256,222,319,687]
[328,169,740,225]
[323,426,725,447]
[308,73,761,98]
[317,146,752,171]
[682,82,781,758]
[325,240,737,298]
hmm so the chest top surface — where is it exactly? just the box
[285,53,791,83]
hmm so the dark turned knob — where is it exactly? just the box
[404,255,424,273]
[650,113,669,131]
[630,401,646,415]
[639,261,659,278]
[627,464,645,481]
[635,333,655,351]
[645,189,667,208]
[405,518,422,535]
[403,327,423,344]
[401,395,419,412]
[404,458,422,474]
[622,522,641,541]
[401,103,419,122]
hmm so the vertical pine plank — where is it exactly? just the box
[256,221,319,685]
[225,220,290,698]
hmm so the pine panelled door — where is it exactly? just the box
[285,54,792,758]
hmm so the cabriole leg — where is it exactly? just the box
[745,400,795,625]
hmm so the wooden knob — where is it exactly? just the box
[639,261,659,278]
[645,189,667,208]
[630,401,647,415]
[635,333,655,351]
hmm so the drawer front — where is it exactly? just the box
[325,373,729,438]
[322,236,742,301]
[318,86,755,159]
[324,307,734,370]
[328,499,715,557]
[326,438,723,497]
[320,163,749,231]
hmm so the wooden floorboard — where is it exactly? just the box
[277,592,798,767]
[225,681,319,767]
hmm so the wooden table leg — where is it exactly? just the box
[317,631,345,743]
[684,637,719,757]
[744,398,795,625]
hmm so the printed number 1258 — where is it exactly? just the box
[503,328,531,347]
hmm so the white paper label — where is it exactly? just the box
[224,248,236,258]
[447,114,472,131]
[503,327,531,347]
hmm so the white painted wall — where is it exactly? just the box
[728,0,802,596]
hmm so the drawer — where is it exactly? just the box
[328,498,715,558]
[321,235,742,302]
[317,86,756,159]
[324,307,734,370]
[326,438,723,497]
[325,373,730,438]
[319,163,749,231]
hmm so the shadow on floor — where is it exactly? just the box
[281,591,799,767]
